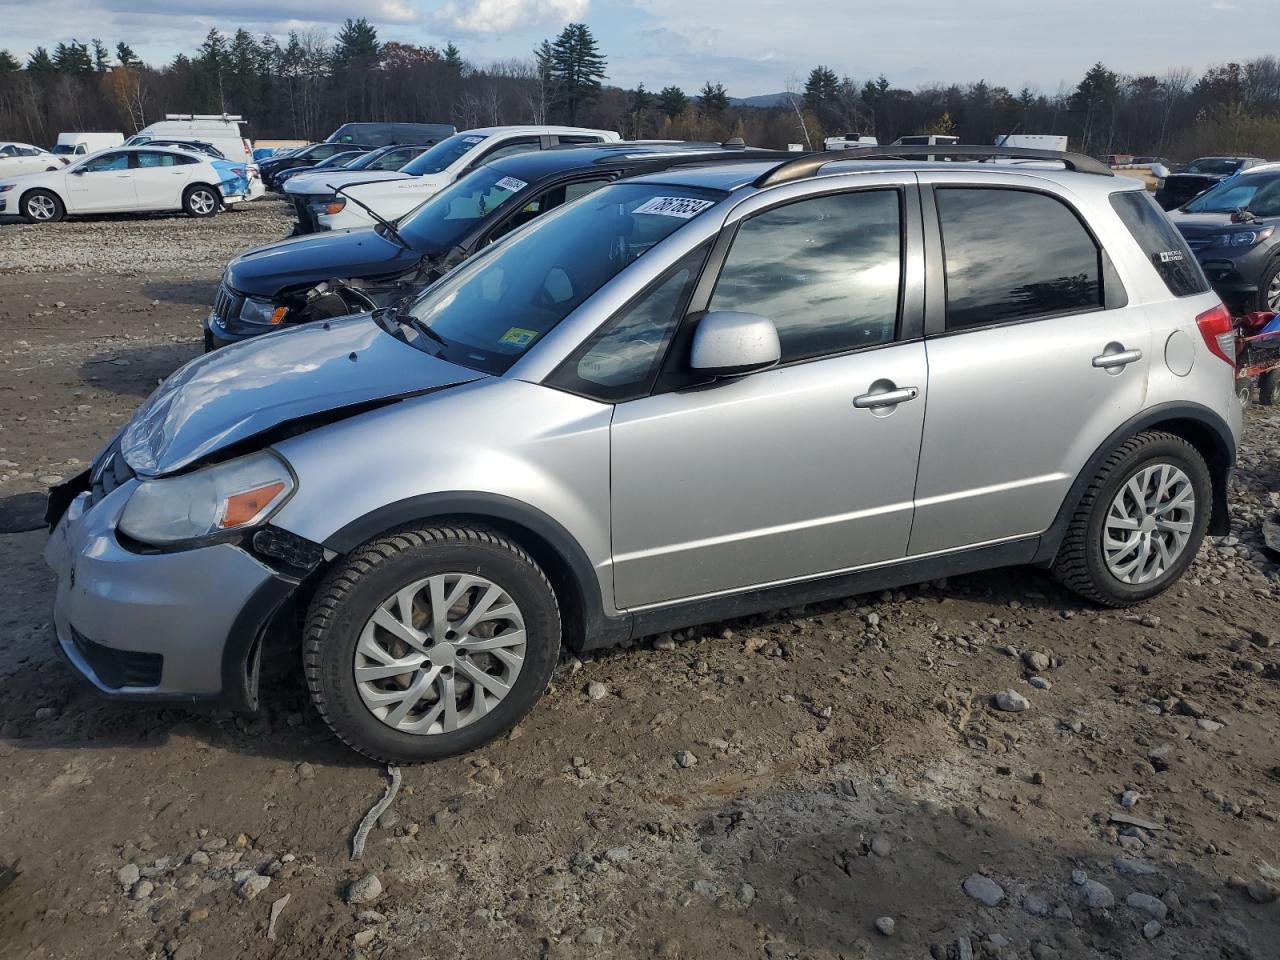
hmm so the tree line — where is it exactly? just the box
[1,21,1278,161]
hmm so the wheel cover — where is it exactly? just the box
[190,190,215,214]
[1103,462,1195,585]
[1267,271,1280,312]
[28,195,56,220]
[353,573,526,735]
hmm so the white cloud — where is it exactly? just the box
[431,0,587,36]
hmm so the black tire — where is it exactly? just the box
[303,524,562,762]
[1236,377,1252,409]
[1260,370,1277,406]
[20,189,64,224]
[182,184,219,218]
[1052,431,1212,607]
[1254,258,1280,314]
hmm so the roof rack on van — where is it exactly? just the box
[754,145,1114,187]
[164,114,244,122]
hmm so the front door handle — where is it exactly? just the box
[1092,347,1143,369]
[853,385,919,409]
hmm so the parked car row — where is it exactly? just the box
[43,138,1245,764]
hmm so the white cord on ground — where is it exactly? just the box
[351,764,402,861]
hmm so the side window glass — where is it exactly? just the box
[136,152,175,168]
[547,244,708,402]
[0,146,14,157]
[936,188,1103,330]
[488,179,611,245]
[1109,191,1209,297]
[479,139,541,164]
[83,152,129,172]
[708,190,902,363]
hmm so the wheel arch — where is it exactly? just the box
[1034,401,1236,565]
[20,184,65,212]
[322,492,629,653]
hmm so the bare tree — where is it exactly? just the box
[783,73,814,149]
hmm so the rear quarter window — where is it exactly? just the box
[1109,191,1209,298]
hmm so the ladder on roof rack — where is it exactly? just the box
[754,145,1113,187]
[164,113,245,122]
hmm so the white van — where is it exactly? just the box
[995,134,1069,152]
[823,133,879,150]
[52,132,124,157]
[126,114,252,165]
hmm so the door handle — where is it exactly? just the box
[1092,348,1142,369]
[853,386,919,408]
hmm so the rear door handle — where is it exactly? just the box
[853,386,919,408]
[1092,348,1143,369]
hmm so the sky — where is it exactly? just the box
[0,0,1275,98]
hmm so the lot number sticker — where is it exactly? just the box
[499,327,539,347]
[494,176,528,192]
[633,196,715,219]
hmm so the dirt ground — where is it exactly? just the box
[1,200,1280,960]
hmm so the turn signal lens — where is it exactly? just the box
[323,198,346,215]
[270,306,288,325]
[219,481,287,528]
[1194,303,1236,366]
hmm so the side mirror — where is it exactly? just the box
[690,311,781,378]
[71,167,85,175]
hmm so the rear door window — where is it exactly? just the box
[935,187,1103,330]
[1109,190,1210,297]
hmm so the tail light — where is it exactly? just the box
[1195,303,1236,366]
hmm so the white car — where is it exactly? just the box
[316,125,619,231]
[0,142,65,176]
[0,146,241,223]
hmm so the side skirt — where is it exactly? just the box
[579,536,1041,650]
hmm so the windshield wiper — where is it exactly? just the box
[328,182,412,251]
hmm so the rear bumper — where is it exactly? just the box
[44,481,292,709]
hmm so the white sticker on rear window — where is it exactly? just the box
[464,136,485,144]
[632,196,715,219]
[1158,250,1185,263]
[494,176,528,192]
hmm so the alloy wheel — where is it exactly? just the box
[353,573,527,735]
[189,190,216,215]
[1267,271,1280,313]
[27,195,56,221]
[1102,462,1196,584]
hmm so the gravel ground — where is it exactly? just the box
[1,201,1279,960]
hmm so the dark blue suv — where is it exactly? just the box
[204,142,785,349]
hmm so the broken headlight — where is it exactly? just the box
[118,451,296,547]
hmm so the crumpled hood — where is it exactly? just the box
[226,228,422,297]
[121,314,480,476]
[284,170,411,196]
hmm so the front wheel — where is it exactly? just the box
[1053,431,1211,606]
[303,525,562,762]
[1255,259,1280,314]
[21,189,64,224]
[183,185,219,218]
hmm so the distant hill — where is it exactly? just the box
[729,92,793,108]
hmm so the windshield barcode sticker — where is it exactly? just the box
[633,196,715,219]
[494,176,528,192]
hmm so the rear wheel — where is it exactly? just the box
[21,189,63,224]
[1053,431,1211,606]
[183,185,219,218]
[304,525,561,762]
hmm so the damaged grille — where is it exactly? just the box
[85,436,135,511]
[291,197,318,233]
[70,627,162,688]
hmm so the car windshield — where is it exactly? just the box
[396,181,725,374]
[1183,174,1280,215]
[346,150,393,171]
[395,165,536,253]
[401,134,488,175]
[1184,158,1243,176]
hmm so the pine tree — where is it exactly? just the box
[699,81,729,116]
[27,47,55,74]
[629,83,653,137]
[91,38,110,72]
[443,42,464,76]
[333,17,380,68]
[804,66,838,111]
[547,23,606,124]
[116,42,140,67]
[0,49,20,73]
[195,28,227,111]
[657,85,688,119]
[53,40,94,75]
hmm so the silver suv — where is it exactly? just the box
[45,147,1242,762]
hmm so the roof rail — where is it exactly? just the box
[754,145,1113,187]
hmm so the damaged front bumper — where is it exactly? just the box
[44,473,297,711]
